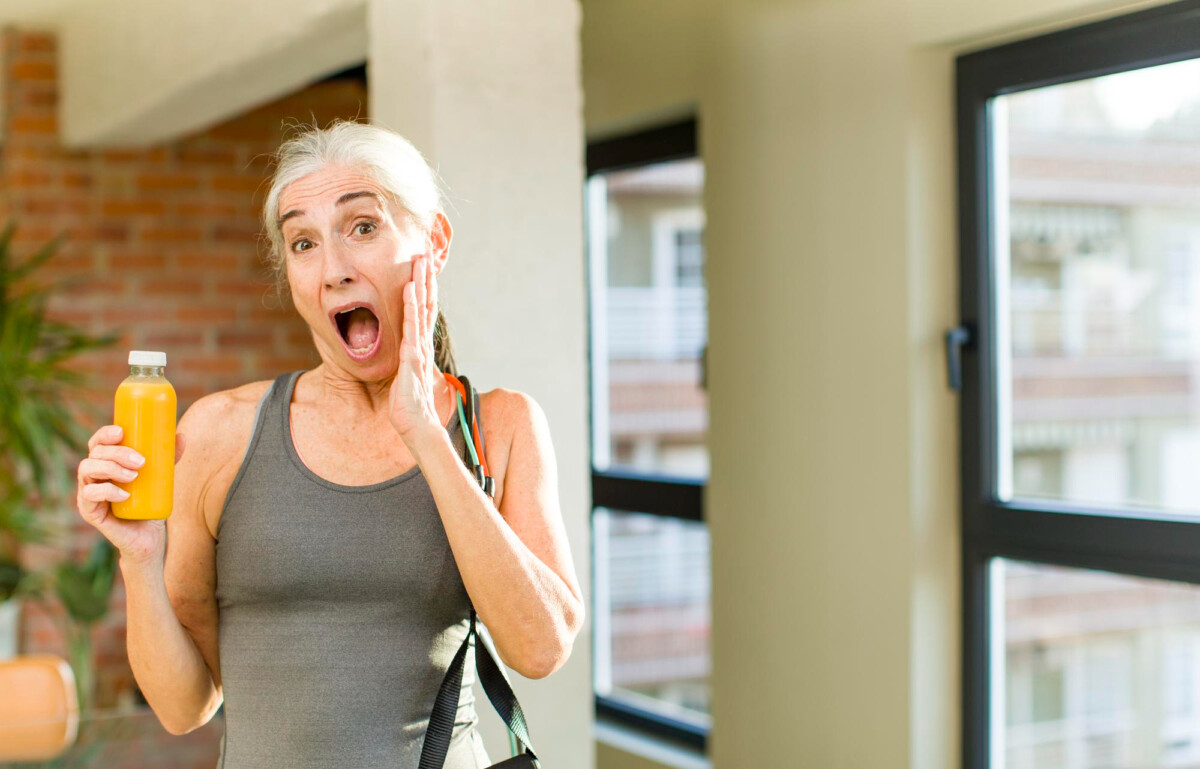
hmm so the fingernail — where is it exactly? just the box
[130,453,146,467]
[117,489,131,500]
[124,470,139,480]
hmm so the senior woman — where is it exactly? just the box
[74,119,584,768]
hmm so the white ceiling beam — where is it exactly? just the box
[59,0,366,148]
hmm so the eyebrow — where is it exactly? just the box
[277,190,382,230]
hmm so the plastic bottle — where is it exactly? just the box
[111,351,177,520]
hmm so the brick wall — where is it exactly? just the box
[4,25,366,743]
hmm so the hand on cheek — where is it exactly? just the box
[388,253,440,442]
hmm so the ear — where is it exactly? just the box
[427,212,452,276]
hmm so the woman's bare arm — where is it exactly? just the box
[125,389,253,734]
[409,388,584,679]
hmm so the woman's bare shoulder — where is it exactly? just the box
[178,378,278,538]
[475,386,540,510]
[180,380,275,442]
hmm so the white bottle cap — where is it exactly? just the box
[128,350,167,367]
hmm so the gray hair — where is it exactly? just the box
[260,118,458,375]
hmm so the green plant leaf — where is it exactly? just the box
[8,231,66,283]
[0,223,118,552]
[54,538,118,624]
[0,555,24,602]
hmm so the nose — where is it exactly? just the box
[321,238,355,289]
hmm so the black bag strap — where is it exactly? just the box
[418,374,538,769]
[417,608,538,768]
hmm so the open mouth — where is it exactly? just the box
[333,304,382,360]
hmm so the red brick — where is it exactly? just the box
[42,253,93,271]
[111,252,167,271]
[179,252,240,272]
[175,201,240,218]
[242,151,276,174]
[46,309,93,326]
[143,331,206,348]
[9,222,58,242]
[177,306,237,323]
[175,384,207,401]
[18,34,55,53]
[7,145,58,162]
[21,197,91,216]
[20,86,56,107]
[11,113,57,133]
[11,60,55,81]
[246,303,290,322]
[212,224,260,243]
[62,170,92,188]
[217,330,273,347]
[211,174,264,193]
[141,279,196,294]
[102,147,168,164]
[103,200,166,217]
[286,328,314,346]
[215,279,274,296]
[67,222,130,242]
[178,147,238,165]
[10,167,54,186]
[175,355,241,374]
[98,307,164,325]
[60,278,124,296]
[137,172,200,191]
[209,120,276,141]
[140,226,202,243]
[259,355,319,373]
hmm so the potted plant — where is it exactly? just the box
[53,537,120,711]
[0,220,117,670]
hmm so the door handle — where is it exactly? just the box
[945,324,974,392]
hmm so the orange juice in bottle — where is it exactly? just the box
[111,351,177,520]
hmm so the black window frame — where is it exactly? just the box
[585,116,709,751]
[957,2,1200,767]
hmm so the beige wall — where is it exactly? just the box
[583,0,1173,767]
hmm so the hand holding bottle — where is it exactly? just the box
[75,424,186,569]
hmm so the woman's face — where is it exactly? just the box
[278,164,430,380]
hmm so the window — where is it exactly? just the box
[957,3,1200,767]
[998,560,1200,768]
[586,118,710,749]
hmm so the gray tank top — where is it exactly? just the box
[213,369,491,768]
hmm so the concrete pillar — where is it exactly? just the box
[367,1,591,765]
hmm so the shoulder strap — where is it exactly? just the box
[418,609,539,768]
[448,373,494,498]
[419,374,538,768]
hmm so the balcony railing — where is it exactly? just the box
[606,286,706,361]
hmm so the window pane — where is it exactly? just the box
[587,158,708,479]
[592,508,711,727]
[995,558,1200,769]
[994,58,1200,514]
